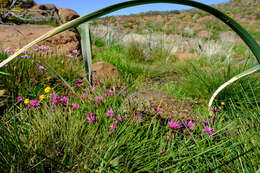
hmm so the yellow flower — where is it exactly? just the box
[24,99,30,104]
[221,102,225,105]
[44,87,52,93]
[39,95,46,100]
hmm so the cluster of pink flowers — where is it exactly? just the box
[74,78,84,88]
[89,89,117,102]
[16,92,81,111]
[16,96,40,109]
[49,93,79,110]
[85,112,96,123]
[105,108,123,131]
[168,120,216,135]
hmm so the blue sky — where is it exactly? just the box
[35,0,230,16]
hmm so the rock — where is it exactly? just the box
[58,8,79,24]
[0,89,8,115]
[122,89,196,121]
[91,61,119,82]
[18,0,36,8]
[28,4,59,22]
[0,24,80,55]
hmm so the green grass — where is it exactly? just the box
[0,30,259,172]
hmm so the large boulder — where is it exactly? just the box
[58,8,79,24]
[122,89,196,121]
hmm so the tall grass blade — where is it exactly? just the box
[0,71,11,76]
[77,23,92,83]
[1,0,259,69]
[44,63,76,93]
[208,64,260,109]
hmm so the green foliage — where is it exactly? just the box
[147,21,165,32]
[0,0,260,172]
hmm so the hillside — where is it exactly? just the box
[94,0,260,41]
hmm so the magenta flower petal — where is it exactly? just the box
[110,122,117,131]
[29,99,39,108]
[106,108,113,117]
[204,125,215,135]
[71,103,80,110]
[16,96,23,102]
[168,121,181,129]
[184,120,196,128]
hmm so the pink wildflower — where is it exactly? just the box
[71,103,80,110]
[110,122,117,131]
[75,78,83,83]
[16,96,23,102]
[105,90,116,95]
[94,96,103,101]
[116,114,122,122]
[168,121,181,130]
[75,83,84,87]
[86,112,96,123]
[184,120,196,128]
[133,113,142,120]
[29,99,39,108]
[50,93,60,104]
[204,125,215,135]
[60,96,69,105]
[106,108,113,117]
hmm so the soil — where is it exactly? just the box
[0,24,79,54]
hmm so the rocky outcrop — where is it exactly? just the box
[58,8,79,24]
[0,0,36,8]
[122,89,196,121]
[92,61,119,82]
[18,0,36,8]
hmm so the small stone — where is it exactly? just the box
[0,89,8,115]
[91,61,119,82]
